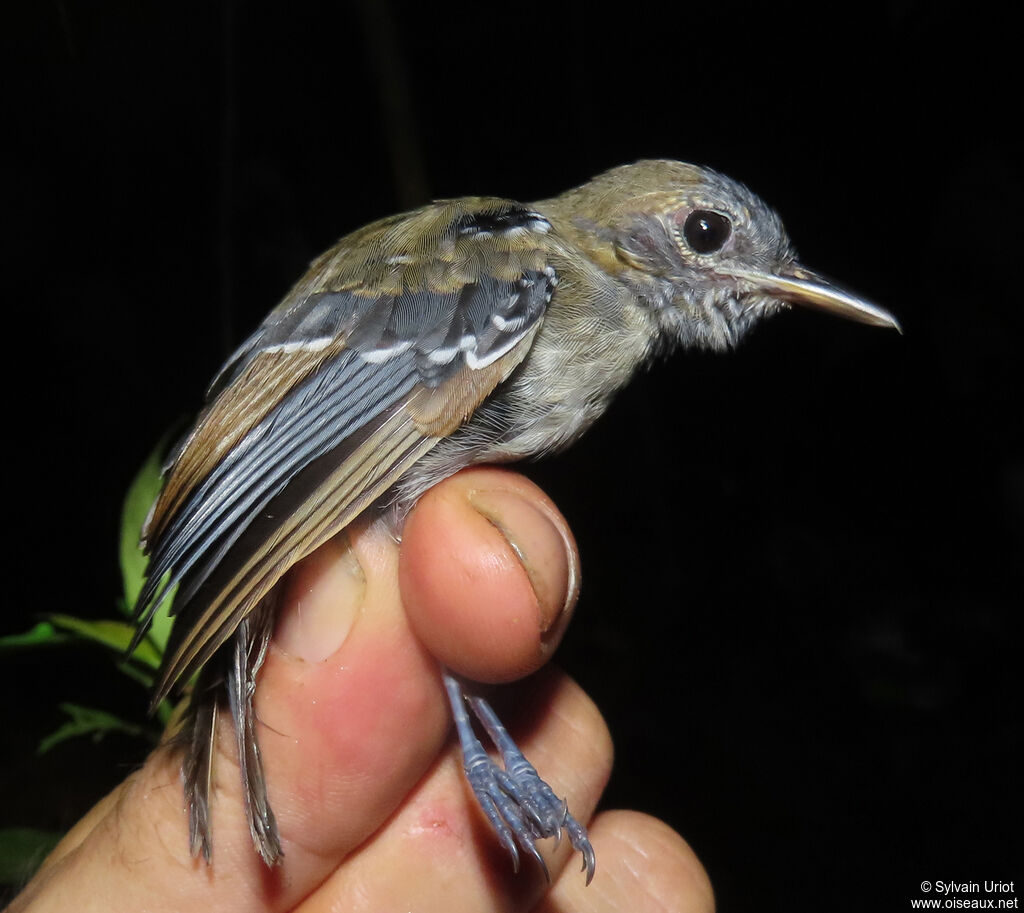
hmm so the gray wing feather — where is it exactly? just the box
[135,268,554,641]
[137,348,418,625]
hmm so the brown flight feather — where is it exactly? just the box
[145,341,346,544]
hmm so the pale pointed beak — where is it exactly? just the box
[732,265,902,332]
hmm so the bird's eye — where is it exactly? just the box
[681,210,732,254]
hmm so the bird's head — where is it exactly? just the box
[545,159,899,352]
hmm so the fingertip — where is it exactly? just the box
[609,812,715,912]
[274,534,365,662]
[465,486,578,631]
[544,811,715,913]
[399,468,579,683]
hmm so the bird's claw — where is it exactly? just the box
[444,673,596,883]
[464,752,594,884]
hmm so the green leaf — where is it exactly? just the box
[37,703,155,755]
[0,621,71,650]
[119,436,176,655]
[154,695,175,726]
[135,573,176,657]
[0,828,63,884]
[44,614,162,670]
[116,658,156,689]
[119,438,165,610]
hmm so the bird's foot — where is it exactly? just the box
[444,673,595,884]
[463,745,595,883]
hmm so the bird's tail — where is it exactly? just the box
[174,587,282,865]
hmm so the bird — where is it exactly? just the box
[131,158,899,884]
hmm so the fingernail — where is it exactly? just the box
[274,534,365,662]
[467,489,579,635]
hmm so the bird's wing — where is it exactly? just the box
[134,198,558,705]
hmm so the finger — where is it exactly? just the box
[244,521,453,894]
[21,786,120,879]
[292,669,613,913]
[400,466,580,684]
[539,811,715,913]
[13,521,449,913]
[13,468,578,913]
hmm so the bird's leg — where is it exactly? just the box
[442,671,596,884]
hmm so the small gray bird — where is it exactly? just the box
[132,159,898,883]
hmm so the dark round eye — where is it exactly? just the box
[682,210,732,254]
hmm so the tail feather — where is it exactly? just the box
[178,588,282,866]
[226,590,281,865]
[181,673,219,862]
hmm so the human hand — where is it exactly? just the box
[9,467,713,913]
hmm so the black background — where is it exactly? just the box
[3,1,1020,909]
